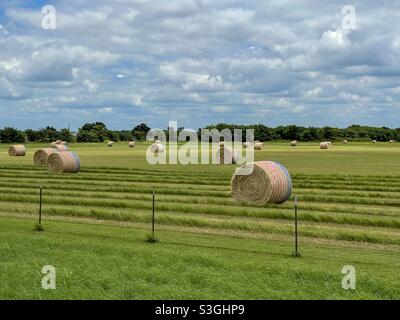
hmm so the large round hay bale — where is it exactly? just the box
[55,140,62,144]
[34,148,58,166]
[128,141,135,148]
[231,161,292,205]
[150,143,165,153]
[107,141,115,147]
[47,151,80,174]
[8,145,26,156]
[254,142,263,150]
[343,140,348,144]
[215,146,239,164]
[291,140,298,147]
[320,142,329,149]
[51,144,69,151]
[389,140,396,143]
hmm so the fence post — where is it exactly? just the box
[293,195,301,257]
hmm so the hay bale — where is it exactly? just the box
[8,145,26,156]
[51,144,69,151]
[55,140,62,144]
[150,143,165,153]
[389,140,396,143]
[128,141,135,148]
[47,151,80,174]
[372,140,377,143]
[320,142,329,149]
[231,161,292,205]
[254,142,263,150]
[215,146,239,164]
[243,142,253,148]
[34,148,58,166]
[107,141,115,147]
[61,141,68,145]
[291,140,298,147]
[343,140,348,144]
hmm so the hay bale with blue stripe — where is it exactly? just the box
[231,161,292,205]
[47,151,80,174]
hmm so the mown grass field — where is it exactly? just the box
[0,141,400,299]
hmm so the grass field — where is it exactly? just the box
[0,141,400,299]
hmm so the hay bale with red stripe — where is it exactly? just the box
[8,145,26,156]
[231,161,292,205]
[34,148,58,166]
[47,151,80,174]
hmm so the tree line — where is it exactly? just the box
[0,122,399,143]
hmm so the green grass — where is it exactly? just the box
[0,141,400,299]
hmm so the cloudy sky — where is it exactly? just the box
[0,0,400,130]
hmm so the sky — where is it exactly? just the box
[0,0,400,130]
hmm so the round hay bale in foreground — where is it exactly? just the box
[34,148,58,166]
[107,141,115,147]
[55,140,62,144]
[320,142,329,149]
[254,142,263,150]
[215,147,239,164]
[8,145,26,156]
[51,144,69,151]
[128,141,135,148]
[47,151,80,174]
[291,140,298,146]
[231,161,292,205]
[150,143,165,153]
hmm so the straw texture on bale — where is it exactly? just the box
[8,145,26,156]
[215,146,239,164]
[254,142,263,150]
[47,151,80,174]
[128,141,135,148]
[150,143,165,153]
[231,161,292,205]
[51,144,69,151]
[291,140,298,146]
[107,141,115,147]
[34,148,58,166]
[320,142,329,149]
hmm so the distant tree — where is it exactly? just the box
[0,127,25,143]
[132,123,151,141]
